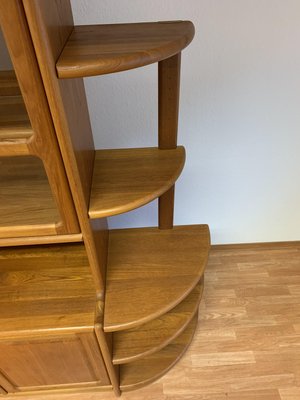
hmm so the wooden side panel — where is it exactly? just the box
[22,0,107,296]
[0,333,110,390]
[0,0,79,234]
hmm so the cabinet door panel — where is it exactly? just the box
[0,333,110,391]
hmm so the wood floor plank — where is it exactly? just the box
[279,387,300,400]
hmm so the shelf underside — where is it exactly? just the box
[56,21,195,78]
[104,224,210,332]
[0,156,60,238]
[0,243,96,340]
[120,315,198,391]
[0,71,32,143]
[113,280,203,364]
[89,147,185,219]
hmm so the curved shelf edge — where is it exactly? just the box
[56,21,195,79]
[120,314,198,392]
[89,147,185,219]
[113,279,203,365]
[104,224,210,332]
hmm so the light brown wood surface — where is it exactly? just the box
[23,0,108,296]
[104,225,210,332]
[158,53,181,229]
[0,233,82,247]
[120,315,198,391]
[0,0,79,235]
[56,21,195,78]
[89,147,185,219]
[4,244,300,399]
[0,242,96,339]
[113,280,203,365]
[0,69,31,156]
[0,333,110,391]
[158,54,181,150]
[0,72,32,141]
[0,156,60,238]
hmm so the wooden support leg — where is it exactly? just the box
[159,186,175,229]
[158,52,181,229]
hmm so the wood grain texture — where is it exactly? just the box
[158,54,181,150]
[0,70,20,96]
[23,0,107,296]
[158,54,181,229]
[89,147,185,219]
[94,322,121,397]
[3,244,300,399]
[104,225,210,332]
[0,0,79,234]
[120,315,198,391]
[0,69,31,156]
[0,233,82,247]
[0,72,32,141]
[0,373,15,394]
[56,21,195,78]
[0,243,96,339]
[0,386,6,395]
[0,333,110,389]
[113,280,203,365]
[0,156,60,238]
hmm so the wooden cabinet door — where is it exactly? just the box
[0,333,110,393]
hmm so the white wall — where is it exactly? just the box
[1,2,300,244]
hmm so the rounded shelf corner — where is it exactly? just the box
[120,314,198,392]
[113,280,203,365]
[88,146,185,219]
[56,21,195,79]
[104,224,210,332]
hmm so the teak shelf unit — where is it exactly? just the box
[0,0,210,397]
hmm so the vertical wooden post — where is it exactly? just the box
[158,52,181,229]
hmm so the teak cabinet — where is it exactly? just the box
[0,0,210,396]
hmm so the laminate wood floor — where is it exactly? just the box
[6,244,300,399]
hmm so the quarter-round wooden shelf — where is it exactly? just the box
[56,21,195,78]
[120,315,197,391]
[113,280,203,365]
[104,225,210,332]
[89,147,185,219]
